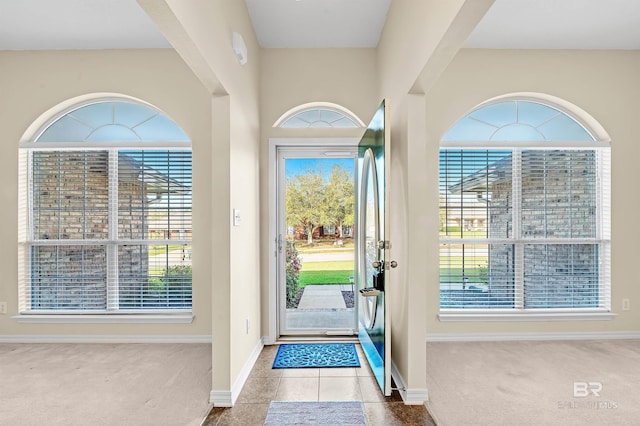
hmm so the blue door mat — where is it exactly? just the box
[272,343,360,368]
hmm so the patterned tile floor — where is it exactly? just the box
[202,343,436,425]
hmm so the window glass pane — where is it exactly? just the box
[133,115,190,141]
[118,150,192,240]
[280,116,311,128]
[440,150,512,238]
[441,116,496,141]
[32,151,109,240]
[280,108,359,128]
[118,244,192,309]
[25,99,193,314]
[113,102,157,127]
[517,102,560,127]
[36,115,93,142]
[521,150,597,238]
[442,100,595,142]
[87,125,140,142]
[491,124,545,141]
[70,103,114,128]
[440,99,606,312]
[537,114,593,141]
[440,244,515,308]
[469,101,516,127]
[319,109,347,123]
[524,244,599,308]
[30,245,107,310]
[36,101,189,143]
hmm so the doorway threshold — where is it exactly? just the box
[277,335,358,344]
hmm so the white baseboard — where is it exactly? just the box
[426,331,640,342]
[0,334,212,344]
[209,337,264,407]
[390,359,428,405]
[208,391,233,408]
[262,334,276,345]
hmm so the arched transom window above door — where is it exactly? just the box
[274,102,365,128]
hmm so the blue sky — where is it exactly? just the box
[285,158,355,179]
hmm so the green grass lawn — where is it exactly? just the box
[149,245,186,256]
[299,270,353,286]
[298,259,354,286]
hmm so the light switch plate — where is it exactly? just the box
[233,208,241,226]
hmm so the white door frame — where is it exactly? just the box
[267,137,359,343]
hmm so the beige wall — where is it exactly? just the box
[375,0,493,396]
[258,48,379,337]
[426,49,640,335]
[153,0,264,396]
[0,49,212,337]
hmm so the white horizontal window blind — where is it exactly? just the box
[19,100,192,314]
[439,99,610,313]
[116,150,192,310]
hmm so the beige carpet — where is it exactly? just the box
[426,340,640,426]
[0,343,212,426]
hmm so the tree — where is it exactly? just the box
[323,165,354,238]
[286,171,325,245]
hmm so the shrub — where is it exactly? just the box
[286,241,302,308]
[148,265,192,306]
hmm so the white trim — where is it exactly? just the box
[19,141,191,150]
[390,359,428,405]
[231,338,265,403]
[440,140,611,148]
[426,331,640,342]
[12,313,194,324]
[267,137,359,343]
[0,334,211,343]
[273,102,366,128]
[262,334,277,346]
[208,391,233,408]
[438,310,616,322]
[209,338,265,407]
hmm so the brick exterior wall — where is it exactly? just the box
[31,151,150,309]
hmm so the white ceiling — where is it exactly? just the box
[244,0,391,48]
[0,0,170,50]
[465,0,640,50]
[0,0,639,51]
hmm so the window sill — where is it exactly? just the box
[438,310,616,322]
[12,312,194,324]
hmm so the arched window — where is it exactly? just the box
[439,98,610,315]
[18,99,192,315]
[275,103,364,128]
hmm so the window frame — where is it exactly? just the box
[17,100,193,323]
[438,101,612,322]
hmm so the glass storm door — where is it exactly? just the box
[357,100,392,396]
[276,147,358,336]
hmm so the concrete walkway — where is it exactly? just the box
[297,284,350,310]
[286,284,355,330]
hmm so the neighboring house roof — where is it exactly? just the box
[447,156,511,195]
[118,153,191,200]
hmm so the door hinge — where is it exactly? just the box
[377,240,391,250]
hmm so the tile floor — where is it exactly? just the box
[202,343,436,425]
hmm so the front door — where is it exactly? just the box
[357,100,392,395]
[277,146,358,335]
